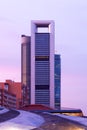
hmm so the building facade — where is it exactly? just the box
[0,89,16,109]
[55,54,61,109]
[21,20,55,108]
[0,80,21,109]
[21,35,31,105]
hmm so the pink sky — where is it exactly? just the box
[0,0,87,115]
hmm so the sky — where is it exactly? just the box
[0,0,87,115]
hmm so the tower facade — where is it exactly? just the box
[31,21,55,108]
[21,20,55,108]
[21,35,31,105]
[55,54,61,109]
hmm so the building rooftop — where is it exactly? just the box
[20,104,54,111]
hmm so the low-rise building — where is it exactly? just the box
[0,89,16,108]
[0,80,21,109]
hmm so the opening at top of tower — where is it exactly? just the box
[37,27,49,33]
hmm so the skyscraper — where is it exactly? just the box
[21,20,55,108]
[21,35,31,105]
[55,54,61,109]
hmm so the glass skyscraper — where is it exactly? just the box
[55,54,61,109]
[21,20,60,109]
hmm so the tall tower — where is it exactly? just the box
[21,35,31,105]
[55,54,61,109]
[31,20,55,108]
[21,20,55,108]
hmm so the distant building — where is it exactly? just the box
[55,54,61,109]
[21,35,31,105]
[21,20,55,108]
[0,80,21,109]
[0,89,16,109]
